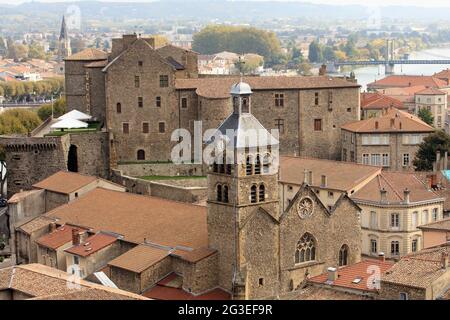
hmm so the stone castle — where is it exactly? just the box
[1,33,360,197]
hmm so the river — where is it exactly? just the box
[344,47,450,91]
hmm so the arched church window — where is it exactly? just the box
[259,184,265,202]
[246,155,253,176]
[295,233,316,264]
[137,149,145,160]
[116,103,122,113]
[223,185,229,203]
[217,184,222,202]
[242,97,249,113]
[250,185,257,203]
[255,154,261,175]
[339,244,349,267]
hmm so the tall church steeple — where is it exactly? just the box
[207,81,280,299]
[57,15,71,62]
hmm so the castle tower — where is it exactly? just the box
[57,16,71,62]
[207,81,281,299]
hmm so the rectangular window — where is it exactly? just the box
[422,210,429,225]
[314,119,322,131]
[382,153,390,167]
[351,134,355,144]
[156,96,161,108]
[314,92,319,105]
[275,119,285,134]
[362,154,370,165]
[371,154,381,166]
[412,239,418,253]
[342,148,347,161]
[181,97,188,109]
[158,122,165,133]
[135,76,140,88]
[370,211,377,229]
[400,292,409,300]
[350,151,355,162]
[391,241,400,256]
[159,75,169,87]
[432,208,438,221]
[362,135,370,145]
[412,212,418,228]
[73,256,79,265]
[403,153,410,167]
[138,61,143,67]
[138,97,143,108]
[371,239,377,254]
[275,93,284,107]
[142,122,149,134]
[372,135,380,145]
[122,123,129,134]
[391,213,400,228]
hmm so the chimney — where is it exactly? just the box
[79,231,89,244]
[444,151,448,170]
[380,188,387,203]
[72,228,81,246]
[321,175,327,187]
[49,222,57,233]
[319,64,327,76]
[436,150,441,171]
[403,188,410,204]
[441,252,449,269]
[327,267,338,282]
[378,252,385,262]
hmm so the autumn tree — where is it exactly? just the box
[0,109,42,135]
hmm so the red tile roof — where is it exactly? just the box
[416,87,447,95]
[33,171,97,195]
[35,225,86,250]
[368,75,447,89]
[64,233,118,257]
[65,48,108,61]
[361,92,406,110]
[309,259,394,292]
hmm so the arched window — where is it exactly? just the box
[242,97,249,113]
[255,154,261,175]
[263,153,271,174]
[217,185,222,202]
[223,185,229,203]
[250,185,257,203]
[295,233,316,264]
[259,184,265,202]
[116,103,122,113]
[137,149,145,160]
[339,244,349,266]
[246,156,253,176]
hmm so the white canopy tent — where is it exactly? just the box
[58,110,92,121]
[51,118,89,129]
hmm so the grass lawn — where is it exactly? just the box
[139,175,206,181]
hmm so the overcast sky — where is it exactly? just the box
[0,0,450,7]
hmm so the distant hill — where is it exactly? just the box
[0,1,449,21]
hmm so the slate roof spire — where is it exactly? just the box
[60,16,68,40]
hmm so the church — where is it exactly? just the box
[206,80,361,299]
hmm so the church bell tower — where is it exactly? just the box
[207,81,281,299]
[58,16,71,62]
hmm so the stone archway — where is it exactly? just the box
[67,145,78,172]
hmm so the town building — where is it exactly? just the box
[380,243,450,300]
[414,87,448,129]
[367,75,448,92]
[341,107,434,171]
[418,218,450,249]
[360,92,406,119]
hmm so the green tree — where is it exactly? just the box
[28,43,46,59]
[0,108,42,135]
[37,97,66,121]
[418,108,434,126]
[323,46,336,62]
[308,41,323,63]
[413,130,450,171]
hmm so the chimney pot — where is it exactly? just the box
[72,228,81,246]
[327,267,338,282]
[380,188,387,203]
[49,222,57,233]
[403,188,410,204]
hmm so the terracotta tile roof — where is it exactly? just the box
[368,75,447,89]
[279,156,381,192]
[35,225,86,250]
[382,244,450,289]
[0,264,147,300]
[64,232,118,257]
[108,245,170,273]
[33,171,97,194]
[176,76,359,99]
[341,107,434,133]
[143,273,230,300]
[309,259,393,292]
[380,85,428,97]
[361,92,406,110]
[283,285,373,300]
[16,216,55,235]
[173,247,217,263]
[418,218,450,232]
[416,87,447,95]
[434,68,450,81]
[352,171,443,204]
[65,48,108,61]
[46,188,208,249]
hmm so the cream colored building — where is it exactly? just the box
[414,88,447,129]
[278,156,446,258]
